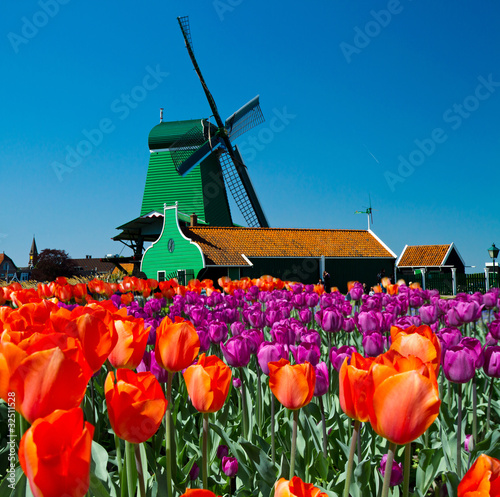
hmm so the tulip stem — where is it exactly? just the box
[239,367,248,440]
[381,442,397,497]
[319,396,328,458]
[457,383,463,478]
[343,419,361,497]
[165,372,173,497]
[403,443,411,497]
[487,376,494,432]
[135,443,146,497]
[114,433,123,475]
[271,395,276,465]
[472,377,477,449]
[257,370,263,437]
[289,410,299,480]
[125,441,137,497]
[203,413,209,489]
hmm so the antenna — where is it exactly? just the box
[160,108,164,123]
[355,195,377,230]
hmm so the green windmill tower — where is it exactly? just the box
[114,16,269,270]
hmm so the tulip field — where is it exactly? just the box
[1,276,500,497]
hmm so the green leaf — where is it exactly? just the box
[91,441,110,482]
[89,472,112,497]
[415,447,446,496]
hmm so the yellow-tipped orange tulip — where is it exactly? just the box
[155,317,200,373]
[268,359,315,411]
[183,354,232,413]
[390,325,441,374]
[368,353,440,445]
[458,454,500,496]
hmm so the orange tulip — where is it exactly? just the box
[108,315,149,369]
[105,369,167,443]
[274,476,328,497]
[387,284,399,296]
[339,352,374,422]
[183,354,232,413]
[155,317,200,373]
[181,490,221,497]
[458,454,500,496]
[268,359,316,411]
[368,353,440,445]
[390,325,441,374]
[2,333,92,423]
[19,407,94,497]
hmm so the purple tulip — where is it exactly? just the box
[299,308,313,324]
[330,345,357,372]
[265,309,280,327]
[221,336,251,367]
[197,327,211,352]
[137,350,169,383]
[362,330,385,357]
[222,456,238,477]
[232,377,242,389]
[464,434,473,453]
[483,346,500,378]
[436,327,462,358]
[489,318,500,340]
[189,462,200,480]
[343,317,356,333]
[208,321,228,344]
[291,342,321,366]
[461,337,484,368]
[456,301,483,324]
[409,291,424,308]
[485,332,499,346]
[300,330,322,348]
[483,292,498,309]
[394,315,422,328]
[357,310,381,334]
[349,283,364,301]
[379,454,403,486]
[443,345,476,383]
[241,329,264,354]
[257,341,287,375]
[419,304,439,325]
[230,321,245,337]
[248,309,264,328]
[305,292,319,308]
[271,322,296,346]
[315,308,343,333]
[313,362,329,397]
[217,444,229,460]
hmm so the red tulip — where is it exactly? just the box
[108,315,149,369]
[274,476,328,497]
[105,369,167,443]
[155,317,200,373]
[183,354,232,413]
[458,453,500,496]
[180,490,221,497]
[268,359,316,410]
[19,407,94,497]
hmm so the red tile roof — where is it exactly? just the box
[397,244,451,267]
[184,227,395,266]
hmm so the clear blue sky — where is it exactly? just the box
[2,1,499,273]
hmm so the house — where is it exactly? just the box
[0,253,18,281]
[71,256,116,277]
[139,204,397,292]
[396,243,465,277]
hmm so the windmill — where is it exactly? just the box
[355,196,376,230]
[173,16,269,228]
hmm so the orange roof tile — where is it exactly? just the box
[112,263,134,274]
[184,227,395,266]
[397,244,451,267]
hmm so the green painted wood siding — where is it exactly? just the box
[140,151,205,217]
[141,206,204,279]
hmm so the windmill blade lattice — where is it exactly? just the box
[169,125,207,172]
[225,96,265,140]
[177,16,194,53]
[217,149,261,228]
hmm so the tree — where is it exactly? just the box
[31,249,76,282]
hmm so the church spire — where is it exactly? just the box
[29,236,38,269]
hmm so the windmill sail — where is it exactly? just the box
[225,96,265,140]
[217,145,269,228]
